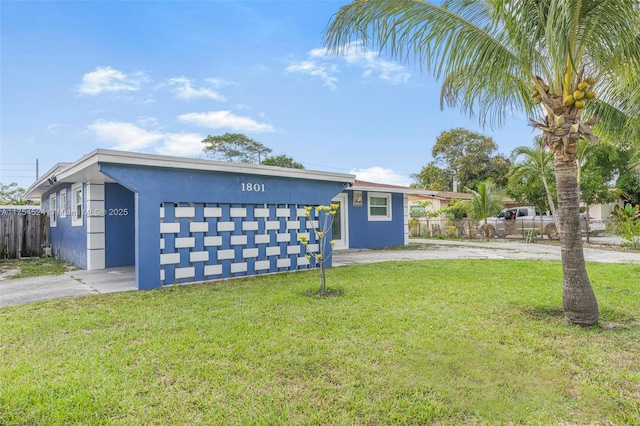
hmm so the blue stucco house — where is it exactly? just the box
[25,150,434,290]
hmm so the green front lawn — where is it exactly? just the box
[0,258,75,279]
[1,260,638,425]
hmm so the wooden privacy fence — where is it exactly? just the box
[0,209,47,259]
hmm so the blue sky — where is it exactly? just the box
[1,0,536,190]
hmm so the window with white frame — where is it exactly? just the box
[49,193,57,227]
[72,183,83,226]
[60,189,67,218]
[367,192,392,221]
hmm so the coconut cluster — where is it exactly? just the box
[562,77,596,109]
[531,84,548,105]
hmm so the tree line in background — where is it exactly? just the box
[411,127,640,216]
[201,133,304,169]
[0,182,28,205]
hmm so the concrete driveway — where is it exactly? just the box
[2,239,638,308]
[333,239,640,266]
[0,267,135,308]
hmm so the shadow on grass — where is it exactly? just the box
[521,305,565,320]
[599,308,639,330]
[522,305,639,331]
[303,288,346,299]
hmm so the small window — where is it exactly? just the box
[60,189,67,218]
[367,192,392,221]
[72,183,83,226]
[49,193,57,227]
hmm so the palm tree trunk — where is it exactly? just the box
[554,157,599,326]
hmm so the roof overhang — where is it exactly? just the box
[409,193,474,201]
[24,149,356,200]
[347,184,439,196]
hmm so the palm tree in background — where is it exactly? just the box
[511,137,558,229]
[465,179,504,241]
[324,0,640,325]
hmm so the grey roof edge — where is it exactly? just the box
[348,185,439,196]
[23,162,73,200]
[24,149,356,199]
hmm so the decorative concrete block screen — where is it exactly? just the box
[160,202,320,285]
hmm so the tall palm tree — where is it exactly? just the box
[324,0,640,325]
[464,179,504,240]
[511,136,558,228]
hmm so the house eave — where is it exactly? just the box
[347,186,439,196]
[23,149,356,199]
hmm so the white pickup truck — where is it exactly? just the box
[478,206,560,240]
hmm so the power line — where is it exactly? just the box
[0,162,36,165]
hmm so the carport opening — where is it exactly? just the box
[104,183,136,269]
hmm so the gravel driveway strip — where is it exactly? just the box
[333,239,640,266]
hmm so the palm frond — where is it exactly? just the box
[324,0,640,139]
[325,0,535,128]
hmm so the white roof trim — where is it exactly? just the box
[24,149,355,199]
[90,149,354,181]
[23,163,72,200]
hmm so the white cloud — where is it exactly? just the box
[340,41,411,84]
[350,166,411,186]
[287,41,411,88]
[167,77,226,101]
[178,110,275,133]
[156,133,205,156]
[87,119,206,156]
[88,119,163,151]
[46,123,65,135]
[78,66,147,95]
[285,60,338,89]
[135,116,161,129]
[205,77,238,88]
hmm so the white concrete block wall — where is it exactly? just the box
[86,183,106,270]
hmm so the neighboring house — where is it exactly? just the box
[408,191,474,219]
[583,200,624,220]
[24,150,433,290]
[408,192,518,219]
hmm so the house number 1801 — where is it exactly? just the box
[241,183,265,192]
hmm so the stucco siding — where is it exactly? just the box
[99,163,347,289]
[347,191,405,249]
[43,184,87,269]
[105,183,135,268]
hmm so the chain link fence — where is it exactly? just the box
[408,217,621,241]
